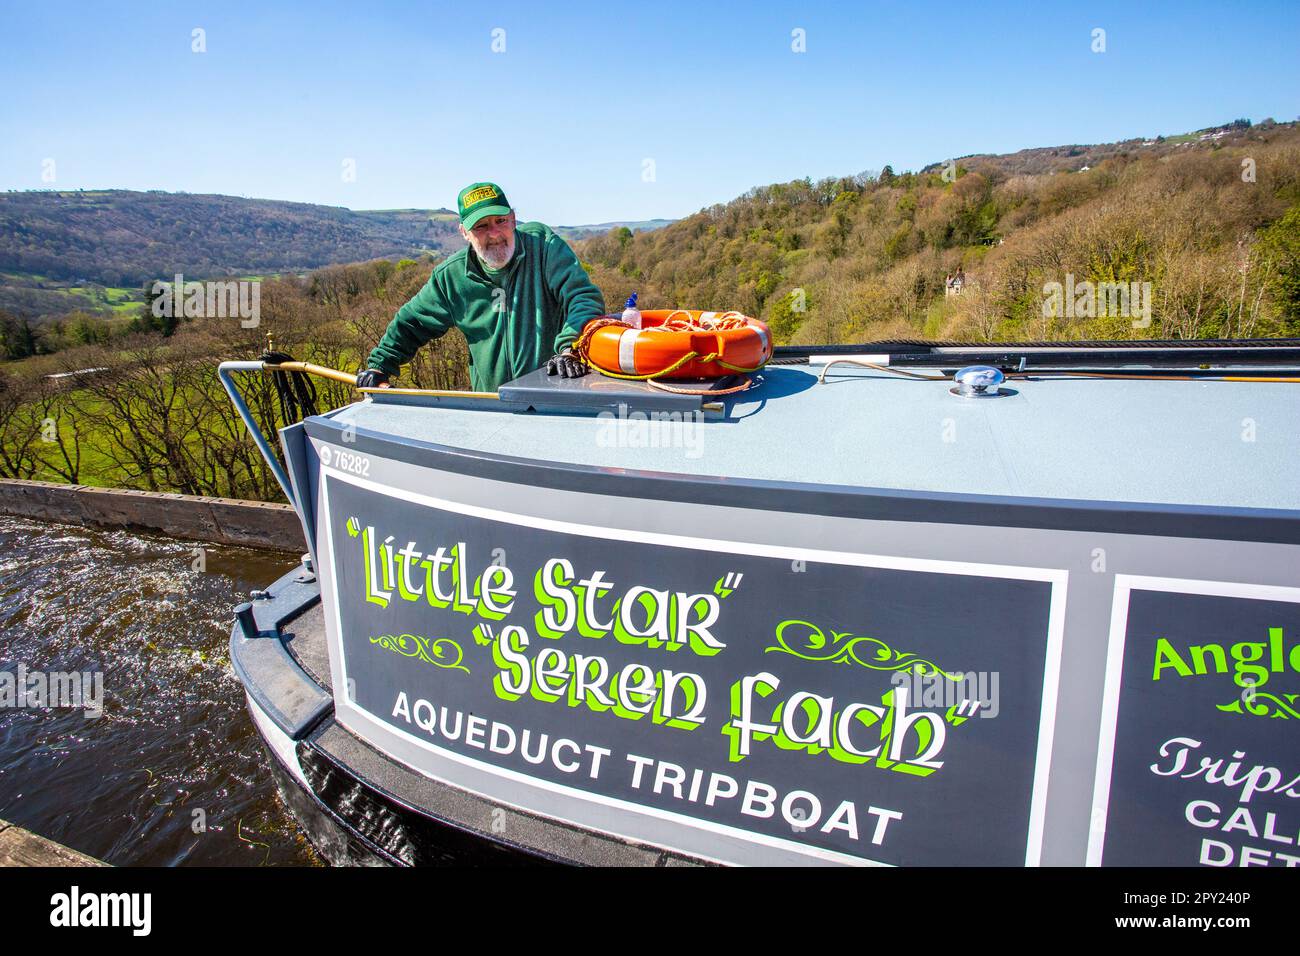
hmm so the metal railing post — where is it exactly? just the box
[218,361,298,508]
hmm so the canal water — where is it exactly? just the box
[0,515,319,865]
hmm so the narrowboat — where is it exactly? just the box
[220,338,1300,866]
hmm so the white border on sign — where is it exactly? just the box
[1087,574,1300,867]
[315,451,1069,866]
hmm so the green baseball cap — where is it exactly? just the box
[457,182,512,230]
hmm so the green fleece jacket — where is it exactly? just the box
[366,221,605,392]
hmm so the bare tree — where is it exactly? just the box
[0,374,44,479]
[30,375,84,483]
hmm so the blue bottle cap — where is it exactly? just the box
[624,292,638,309]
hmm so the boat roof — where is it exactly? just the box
[324,358,1300,513]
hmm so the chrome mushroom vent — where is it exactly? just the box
[950,365,1008,398]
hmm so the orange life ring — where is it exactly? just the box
[577,310,773,380]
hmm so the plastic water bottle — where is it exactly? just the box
[621,292,642,329]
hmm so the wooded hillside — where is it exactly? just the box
[576,120,1300,343]
[0,190,463,290]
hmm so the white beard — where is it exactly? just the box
[477,232,515,270]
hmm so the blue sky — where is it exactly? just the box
[1,0,1296,224]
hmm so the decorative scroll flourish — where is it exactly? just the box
[765,619,961,679]
[1217,692,1299,720]
[369,634,469,674]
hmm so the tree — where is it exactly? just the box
[767,289,808,342]
[1255,204,1300,329]
[0,310,39,359]
[0,373,44,478]
[133,281,179,336]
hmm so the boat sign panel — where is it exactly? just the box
[317,468,1065,866]
[1091,576,1300,867]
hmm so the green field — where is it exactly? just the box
[64,286,142,313]
[2,378,285,497]
[1,270,143,315]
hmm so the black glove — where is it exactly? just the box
[356,369,389,388]
[546,350,589,379]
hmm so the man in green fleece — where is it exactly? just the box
[357,182,604,392]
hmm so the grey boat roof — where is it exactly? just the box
[327,362,1300,512]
